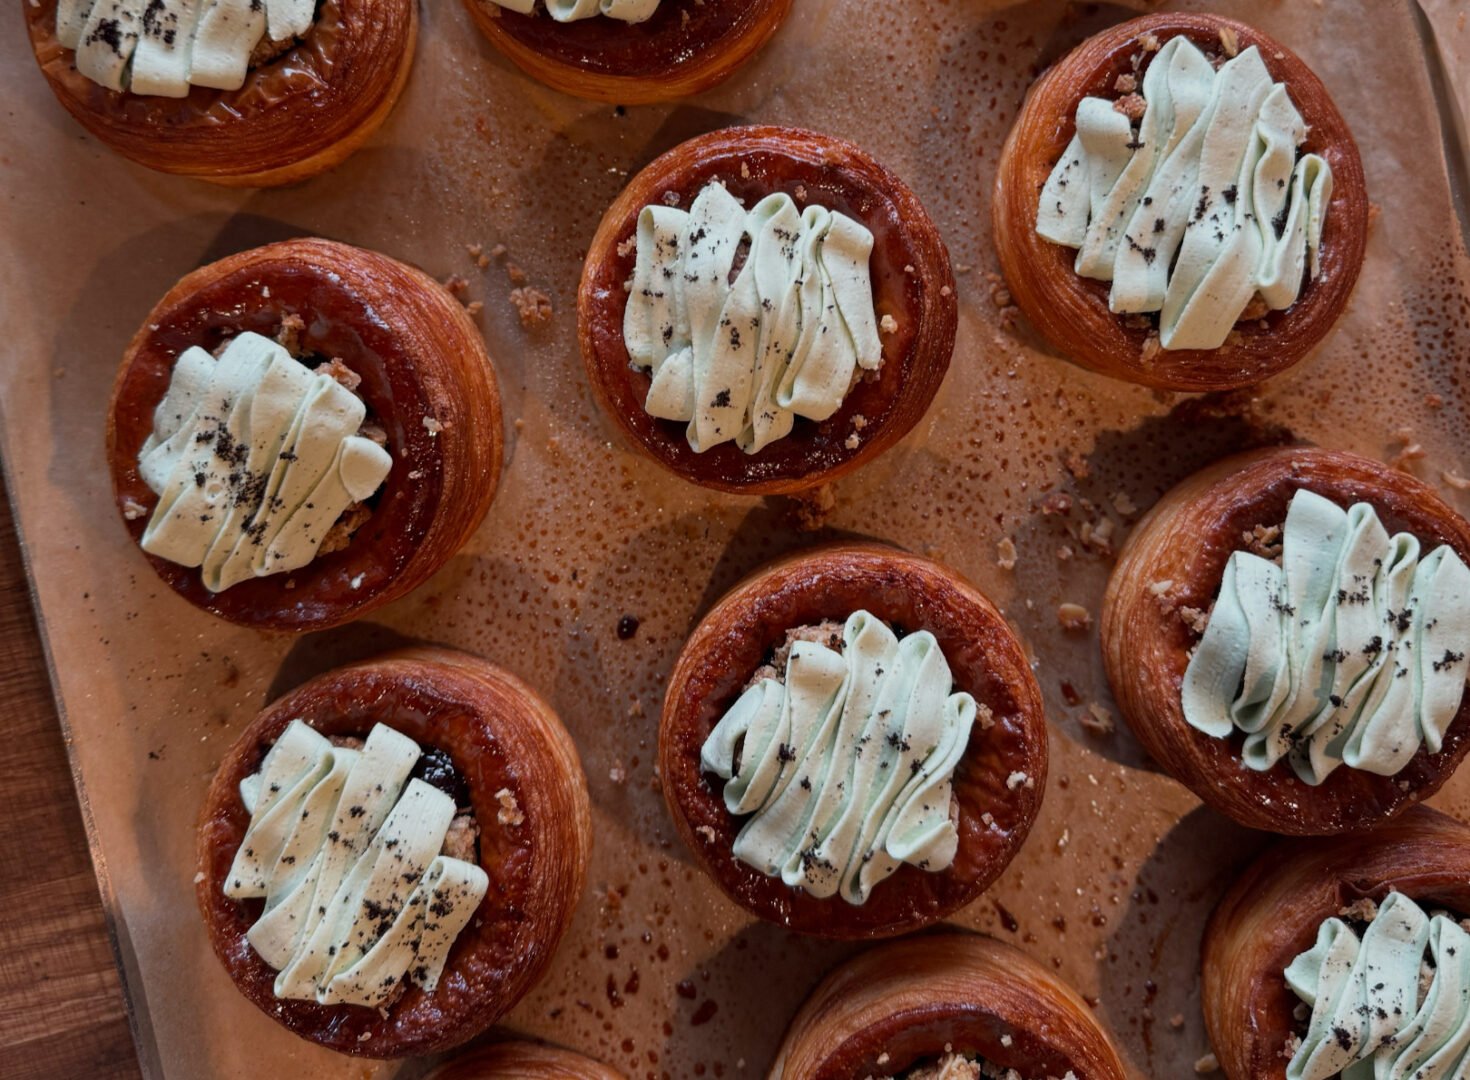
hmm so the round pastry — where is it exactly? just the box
[463,0,790,104]
[771,933,1128,1079]
[993,13,1368,391]
[659,543,1046,939]
[195,647,592,1057]
[1102,446,1470,835]
[24,0,415,186]
[579,125,957,495]
[425,1041,627,1080]
[1203,806,1470,1080]
[106,238,502,633]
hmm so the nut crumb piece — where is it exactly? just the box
[1180,606,1210,635]
[1114,73,1137,93]
[851,414,868,431]
[880,313,899,334]
[506,263,529,287]
[1114,93,1147,120]
[495,788,524,827]
[1057,603,1092,632]
[1218,26,1239,57]
[276,313,306,355]
[1139,32,1161,51]
[1339,896,1380,922]
[608,765,626,785]
[1081,703,1115,735]
[193,870,206,884]
[1141,332,1163,364]
[1426,393,1445,409]
[442,274,469,297]
[975,703,995,730]
[1112,491,1138,516]
[490,243,507,259]
[695,824,717,844]
[844,433,860,450]
[1194,1053,1220,1074]
[465,300,484,317]
[997,537,1018,571]
[1170,1014,1185,1030]
[122,496,149,521]
[981,811,996,827]
[319,357,361,392]
[423,416,444,435]
[511,287,554,328]
[1005,770,1032,791]
[1280,1034,1302,1061]
[617,234,637,258]
[794,183,808,201]
[662,190,681,207]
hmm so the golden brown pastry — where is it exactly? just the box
[580,125,957,495]
[463,0,790,104]
[993,13,1368,391]
[771,933,1128,1079]
[425,1041,627,1080]
[1203,806,1470,1080]
[24,0,415,186]
[196,647,592,1057]
[659,543,1046,939]
[1103,446,1470,834]
[106,238,502,633]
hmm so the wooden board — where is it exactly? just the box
[0,470,140,1079]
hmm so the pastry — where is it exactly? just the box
[195,647,592,1057]
[993,13,1368,390]
[771,933,1128,1079]
[1203,806,1470,1080]
[659,543,1046,939]
[24,0,415,185]
[425,1041,626,1080]
[106,238,503,633]
[463,0,790,104]
[580,125,957,495]
[1102,446,1470,834]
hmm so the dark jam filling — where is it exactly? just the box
[410,746,472,813]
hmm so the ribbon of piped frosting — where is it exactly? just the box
[483,0,659,22]
[700,611,976,905]
[56,0,313,97]
[1036,35,1333,350]
[1182,489,1470,784]
[1285,892,1470,1080]
[138,331,392,593]
[623,181,883,455]
[225,720,489,1008]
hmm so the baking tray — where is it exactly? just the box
[2,0,1468,1076]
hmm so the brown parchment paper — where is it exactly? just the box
[2,1,1469,1077]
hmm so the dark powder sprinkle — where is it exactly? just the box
[710,389,732,409]
[1222,184,1239,205]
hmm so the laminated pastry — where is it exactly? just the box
[106,238,503,632]
[463,0,790,104]
[992,13,1367,391]
[1102,447,1470,834]
[425,1041,627,1080]
[24,0,414,185]
[659,543,1046,938]
[196,648,592,1057]
[580,126,957,495]
[770,933,1128,1079]
[1202,806,1470,1080]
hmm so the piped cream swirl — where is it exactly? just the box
[700,611,976,905]
[57,0,314,96]
[1182,489,1470,784]
[1285,892,1470,1080]
[623,181,883,455]
[138,331,392,593]
[1036,36,1333,350]
[226,720,488,1008]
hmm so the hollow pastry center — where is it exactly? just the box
[225,720,489,1009]
[699,611,982,905]
[881,1054,1077,1080]
[1036,33,1333,351]
[623,180,883,456]
[137,329,392,593]
[484,0,658,21]
[56,0,315,97]
[1284,891,1470,1080]
[1181,489,1470,784]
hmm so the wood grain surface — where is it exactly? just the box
[0,472,141,1079]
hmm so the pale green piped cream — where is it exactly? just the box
[137,331,392,593]
[700,611,978,905]
[623,181,883,456]
[226,720,488,1008]
[1036,36,1333,351]
[1181,489,1470,785]
[1284,892,1470,1080]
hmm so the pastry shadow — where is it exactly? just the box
[261,620,426,701]
[1092,804,1266,1077]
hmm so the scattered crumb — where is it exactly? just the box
[617,235,637,258]
[851,414,868,431]
[275,313,306,355]
[1242,523,1283,559]
[1114,93,1147,120]
[1055,828,1069,851]
[695,825,717,844]
[1194,1053,1219,1074]
[1139,31,1161,51]
[1426,393,1445,409]
[1141,333,1163,364]
[1280,1034,1302,1061]
[981,811,996,827]
[121,496,148,521]
[975,703,995,730]
[1218,25,1239,56]
[319,357,360,392]
[1339,896,1379,922]
[794,183,807,202]
[490,243,507,259]
[423,416,444,435]
[996,537,1018,571]
[1179,606,1210,635]
[1170,1014,1185,1030]
[939,285,953,298]
[442,273,470,297]
[467,243,491,270]
[880,313,899,334]
[1005,771,1033,791]
[1080,703,1115,735]
[1388,426,1426,472]
[609,764,626,785]
[192,870,205,884]
[1114,73,1137,93]
[662,190,681,207]
[1064,451,1090,479]
[844,433,860,450]
[465,300,484,317]
[1112,492,1138,516]
[1057,603,1092,632]
[740,162,751,179]
[1038,491,1073,516]
[1056,544,1075,562]
[510,287,554,328]
[495,788,524,827]
[903,264,916,275]
[506,263,529,287]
